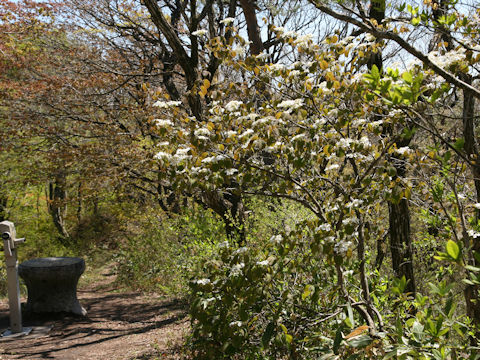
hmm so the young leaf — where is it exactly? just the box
[446,240,460,261]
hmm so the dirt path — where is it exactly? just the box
[0,265,189,359]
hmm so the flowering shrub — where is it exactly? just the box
[151,9,480,358]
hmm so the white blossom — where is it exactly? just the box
[288,70,301,78]
[194,278,211,285]
[474,203,480,209]
[233,45,246,56]
[240,129,254,139]
[468,229,480,239]
[358,136,371,148]
[295,34,313,48]
[218,241,229,249]
[269,63,286,72]
[337,138,353,149]
[428,48,466,68]
[226,168,238,176]
[317,223,331,231]
[396,146,412,155]
[230,263,245,276]
[342,217,359,226]
[155,119,173,127]
[365,33,376,42]
[220,17,235,25]
[346,199,364,209]
[200,297,216,309]
[334,240,352,255]
[153,100,182,108]
[225,100,243,112]
[269,234,283,243]
[154,151,171,160]
[291,133,306,142]
[224,130,237,138]
[229,321,243,327]
[256,260,269,266]
[278,98,303,110]
[325,164,340,171]
[194,128,211,138]
[256,52,269,60]
[192,29,207,36]
[318,81,332,95]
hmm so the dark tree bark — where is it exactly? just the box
[238,0,264,55]
[429,0,480,332]
[47,173,69,242]
[367,0,416,296]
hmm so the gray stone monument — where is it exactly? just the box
[19,257,87,316]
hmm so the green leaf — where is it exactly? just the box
[333,326,343,354]
[302,284,314,300]
[465,265,480,272]
[261,322,275,348]
[453,138,465,151]
[347,334,372,348]
[347,302,355,328]
[446,240,460,261]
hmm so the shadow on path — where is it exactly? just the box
[0,287,188,359]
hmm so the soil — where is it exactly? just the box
[0,265,189,359]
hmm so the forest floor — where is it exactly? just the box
[0,263,190,359]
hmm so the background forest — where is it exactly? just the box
[1,0,480,358]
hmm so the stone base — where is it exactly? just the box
[19,257,87,316]
[2,327,32,338]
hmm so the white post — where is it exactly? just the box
[1,221,30,337]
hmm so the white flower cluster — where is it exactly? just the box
[346,199,364,209]
[269,234,283,243]
[334,240,352,255]
[230,262,245,277]
[225,100,243,112]
[192,29,207,36]
[153,100,182,108]
[256,260,269,266]
[428,48,466,69]
[154,119,173,127]
[194,128,211,140]
[220,17,235,25]
[154,151,171,160]
[325,164,340,172]
[467,229,480,239]
[278,98,303,111]
[194,278,211,285]
[395,146,412,155]
[342,217,359,226]
[337,138,354,149]
[269,63,286,72]
[202,154,227,164]
[316,223,331,232]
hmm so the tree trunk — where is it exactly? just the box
[238,0,263,55]
[461,83,480,329]
[368,0,416,297]
[388,199,416,294]
[47,174,69,242]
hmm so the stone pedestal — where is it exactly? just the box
[18,257,87,316]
